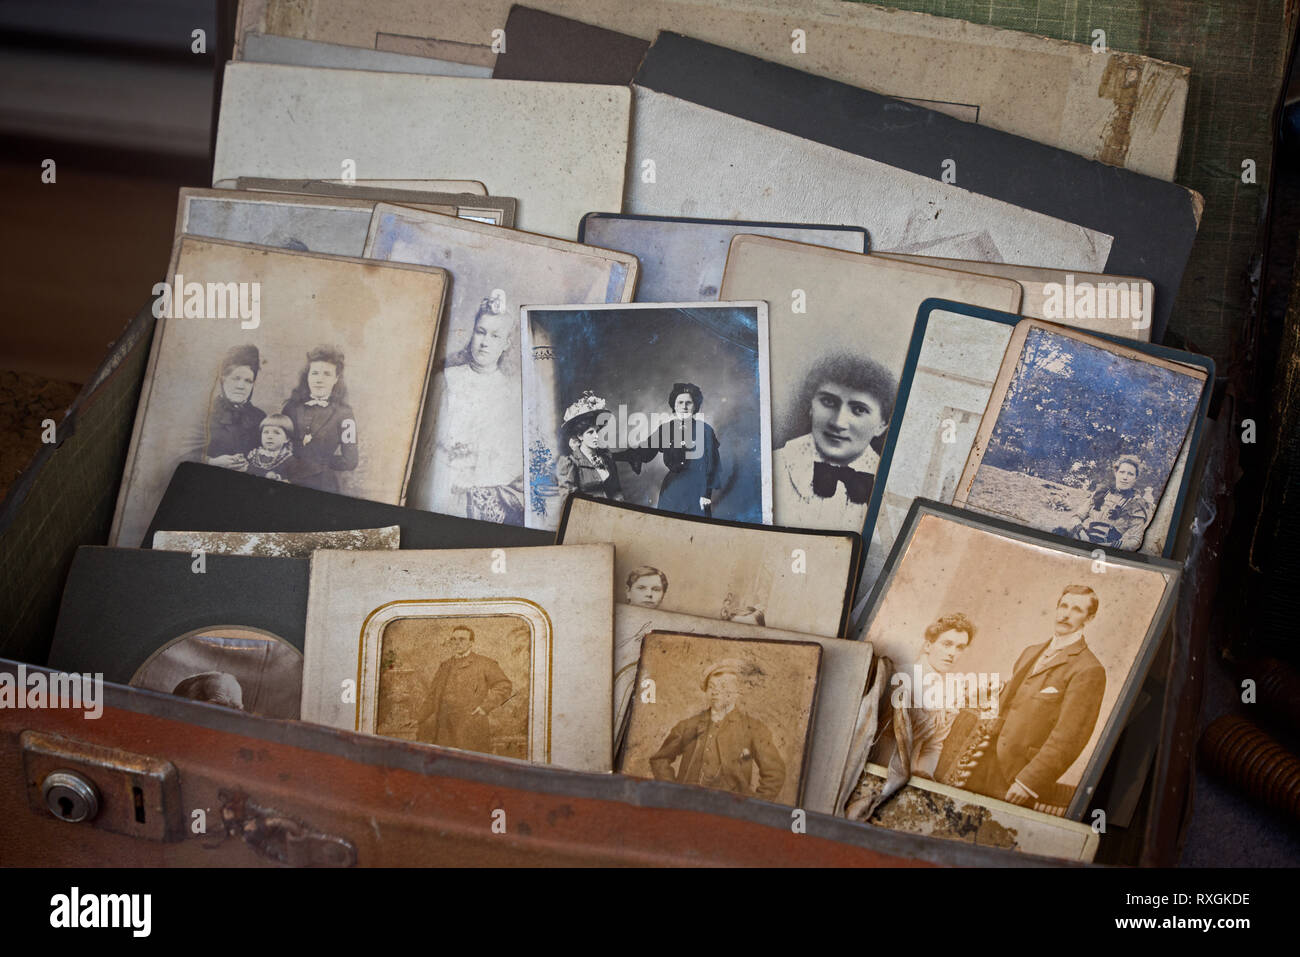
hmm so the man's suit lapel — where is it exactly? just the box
[1027,636,1087,679]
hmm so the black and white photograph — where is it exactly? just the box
[521,301,772,530]
[109,237,447,547]
[856,501,1180,819]
[718,235,1021,534]
[363,203,638,526]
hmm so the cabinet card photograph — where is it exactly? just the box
[151,525,401,558]
[363,204,638,527]
[620,632,821,807]
[719,236,1021,536]
[300,545,614,773]
[857,500,1179,820]
[129,626,303,719]
[176,187,463,258]
[845,763,1098,862]
[953,319,1211,554]
[558,494,860,638]
[522,301,771,529]
[578,213,867,302]
[109,237,448,548]
[613,605,872,815]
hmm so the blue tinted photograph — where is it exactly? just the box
[964,326,1206,551]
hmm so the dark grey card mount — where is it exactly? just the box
[633,32,1201,343]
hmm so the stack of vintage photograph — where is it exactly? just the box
[46,1,1213,863]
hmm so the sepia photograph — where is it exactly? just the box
[363,204,638,526]
[578,212,866,301]
[151,525,400,558]
[109,237,447,548]
[558,493,860,638]
[129,625,304,719]
[719,236,1021,535]
[612,605,871,814]
[374,614,533,760]
[522,301,772,530]
[856,500,1180,819]
[954,320,1210,554]
[619,632,821,807]
[300,545,613,773]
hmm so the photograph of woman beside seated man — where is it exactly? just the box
[554,382,722,518]
[197,342,359,493]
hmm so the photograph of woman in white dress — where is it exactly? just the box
[420,291,525,525]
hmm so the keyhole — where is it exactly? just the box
[58,795,74,817]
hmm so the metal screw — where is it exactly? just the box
[42,770,100,823]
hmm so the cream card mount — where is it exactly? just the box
[301,544,615,773]
[212,63,630,239]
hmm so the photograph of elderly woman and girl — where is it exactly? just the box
[197,342,358,493]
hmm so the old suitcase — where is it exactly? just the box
[0,295,1228,867]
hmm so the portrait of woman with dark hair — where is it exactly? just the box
[1054,453,1153,550]
[619,381,722,518]
[281,345,359,493]
[198,343,266,471]
[773,353,897,531]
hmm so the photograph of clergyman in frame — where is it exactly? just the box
[375,615,532,760]
[109,237,446,547]
[954,321,1207,552]
[521,302,772,530]
[558,494,860,638]
[619,632,821,807]
[129,625,303,719]
[362,204,637,527]
[856,501,1178,819]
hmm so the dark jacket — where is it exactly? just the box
[991,636,1106,799]
[618,417,722,516]
[649,707,785,800]
[281,398,359,493]
[416,652,512,754]
[205,395,265,460]
[556,447,624,501]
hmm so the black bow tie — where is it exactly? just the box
[812,461,873,504]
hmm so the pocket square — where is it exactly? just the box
[1040,687,1060,694]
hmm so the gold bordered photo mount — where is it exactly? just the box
[555,492,862,639]
[356,599,552,763]
[857,498,1180,822]
[618,630,822,809]
[299,544,613,773]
